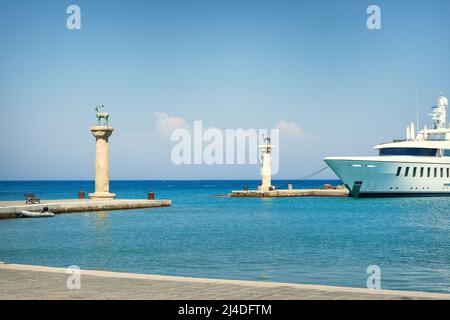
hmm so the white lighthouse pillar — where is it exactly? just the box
[258,136,274,192]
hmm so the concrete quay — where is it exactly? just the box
[0,199,172,220]
[0,263,449,300]
[230,189,349,198]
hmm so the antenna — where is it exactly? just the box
[416,80,420,131]
[416,81,420,130]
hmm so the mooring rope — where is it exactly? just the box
[274,166,330,190]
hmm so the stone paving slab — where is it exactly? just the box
[1,264,449,300]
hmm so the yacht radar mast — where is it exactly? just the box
[430,93,448,129]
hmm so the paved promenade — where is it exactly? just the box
[1,264,449,300]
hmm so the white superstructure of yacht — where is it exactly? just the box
[325,93,450,197]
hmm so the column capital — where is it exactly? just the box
[90,126,114,139]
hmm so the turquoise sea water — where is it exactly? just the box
[1,180,450,293]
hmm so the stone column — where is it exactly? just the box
[89,126,116,200]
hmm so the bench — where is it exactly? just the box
[24,193,40,204]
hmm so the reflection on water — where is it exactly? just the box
[83,211,111,243]
[90,211,111,229]
[260,197,274,208]
[81,212,112,267]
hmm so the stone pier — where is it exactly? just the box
[0,199,172,219]
[230,188,349,198]
[89,126,115,200]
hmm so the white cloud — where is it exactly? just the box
[154,112,189,137]
[274,120,304,138]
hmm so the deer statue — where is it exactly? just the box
[95,105,110,126]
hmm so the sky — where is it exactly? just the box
[1,0,450,180]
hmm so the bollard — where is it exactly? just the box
[148,192,155,200]
[78,190,85,199]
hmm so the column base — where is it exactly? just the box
[88,192,116,201]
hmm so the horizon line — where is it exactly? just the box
[0,178,340,182]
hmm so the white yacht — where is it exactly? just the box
[325,93,450,197]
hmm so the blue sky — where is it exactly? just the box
[1,0,450,180]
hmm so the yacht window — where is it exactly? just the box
[379,148,438,156]
[413,167,417,177]
[444,150,450,156]
[405,167,409,177]
[428,167,431,177]
[420,167,424,177]
[447,168,449,178]
[434,168,437,178]
[441,168,444,178]
[396,167,402,176]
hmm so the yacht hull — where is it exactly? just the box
[324,157,450,198]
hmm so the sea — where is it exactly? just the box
[1,180,449,293]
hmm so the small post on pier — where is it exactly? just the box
[258,135,274,192]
